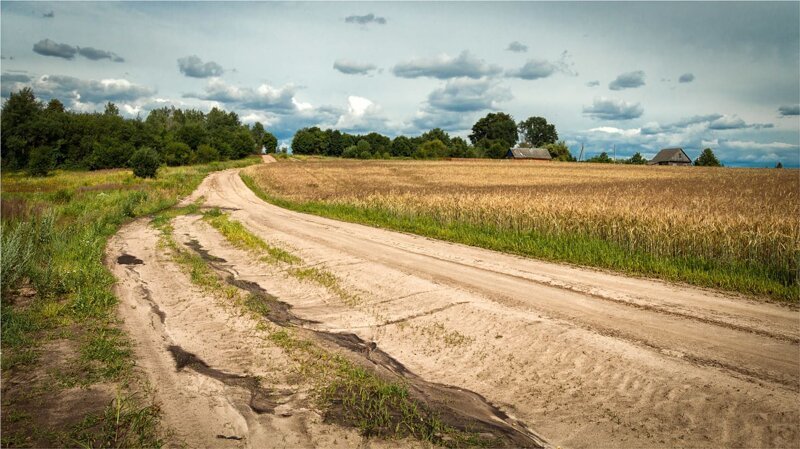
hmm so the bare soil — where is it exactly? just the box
[107,165,800,448]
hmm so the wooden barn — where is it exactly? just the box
[648,148,692,166]
[505,147,552,161]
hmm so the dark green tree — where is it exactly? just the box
[1,88,43,168]
[484,141,510,159]
[776,161,783,169]
[420,128,452,148]
[195,144,220,163]
[544,141,575,161]
[518,116,558,147]
[414,139,448,159]
[391,136,414,157]
[129,147,160,178]
[586,152,613,163]
[626,152,647,165]
[469,112,517,148]
[104,102,120,116]
[27,146,55,177]
[163,141,193,166]
[262,132,278,154]
[694,148,722,167]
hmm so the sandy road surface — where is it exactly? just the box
[109,162,799,448]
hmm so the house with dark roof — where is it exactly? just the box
[505,147,552,161]
[648,148,692,166]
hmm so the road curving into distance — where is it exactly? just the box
[109,162,799,448]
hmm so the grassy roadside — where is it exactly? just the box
[240,172,798,302]
[0,157,259,447]
[154,208,493,447]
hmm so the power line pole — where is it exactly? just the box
[613,144,616,163]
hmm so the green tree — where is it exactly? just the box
[469,112,517,148]
[163,141,193,166]
[518,116,558,147]
[231,128,256,158]
[776,161,783,169]
[626,152,647,165]
[449,137,469,158]
[342,145,359,158]
[391,136,414,157]
[544,141,575,161]
[586,152,613,163]
[1,87,43,169]
[129,147,160,178]
[356,139,372,158]
[484,141,510,159]
[694,148,722,167]
[195,144,220,163]
[262,132,278,154]
[27,146,54,177]
[414,139,448,159]
[103,102,120,116]
[420,128,452,148]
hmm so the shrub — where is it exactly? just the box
[27,146,54,176]
[163,141,193,166]
[195,144,220,164]
[128,147,160,178]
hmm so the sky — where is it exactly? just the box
[1,1,799,166]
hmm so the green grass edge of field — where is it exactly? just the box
[240,172,798,303]
[0,157,260,447]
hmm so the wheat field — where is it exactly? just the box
[245,159,799,300]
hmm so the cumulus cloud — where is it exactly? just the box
[78,47,124,62]
[184,78,299,112]
[778,104,800,116]
[427,78,512,112]
[344,13,386,25]
[506,41,528,53]
[178,55,224,78]
[333,59,378,75]
[392,51,501,79]
[583,97,644,120]
[334,95,391,132]
[43,11,54,18]
[33,39,77,59]
[586,80,600,87]
[608,70,646,90]
[507,51,577,80]
[2,73,155,104]
[33,39,124,62]
[678,73,695,83]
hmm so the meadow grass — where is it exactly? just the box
[0,157,259,446]
[241,160,800,302]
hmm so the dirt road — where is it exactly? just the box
[109,165,799,448]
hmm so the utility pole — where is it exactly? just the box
[613,144,616,163]
[578,143,584,162]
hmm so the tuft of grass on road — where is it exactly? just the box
[0,156,260,446]
[201,209,360,304]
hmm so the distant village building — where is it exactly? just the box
[648,148,692,166]
[505,147,552,161]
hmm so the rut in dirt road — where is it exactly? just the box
[173,166,800,449]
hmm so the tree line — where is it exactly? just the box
[1,88,277,176]
[291,112,578,161]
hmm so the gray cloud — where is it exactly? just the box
[1,73,31,83]
[507,51,577,80]
[184,78,298,112]
[43,11,54,18]
[778,104,800,116]
[2,73,155,103]
[586,80,600,87]
[678,73,695,83]
[506,41,528,53]
[392,51,502,79]
[583,97,643,120]
[178,55,224,78]
[344,13,386,25]
[333,59,377,75]
[507,60,558,80]
[608,70,646,90]
[78,47,124,62]
[33,38,77,59]
[427,78,512,112]
[708,115,773,130]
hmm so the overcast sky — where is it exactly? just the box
[2,1,798,166]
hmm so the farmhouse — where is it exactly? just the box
[506,147,552,161]
[648,148,692,166]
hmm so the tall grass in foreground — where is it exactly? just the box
[0,157,259,446]
[242,160,799,301]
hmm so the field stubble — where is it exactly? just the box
[244,160,799,301]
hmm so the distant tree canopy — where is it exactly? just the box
[469,112,517,149]
[694,148,722,167]
[625,152,647,165]
[544,141,575,162]
[1,88,263,172]
[586,152,613,163]
[518,116,558,148]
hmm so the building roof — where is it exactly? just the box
[648,147,691,164]
[507,147,552,160]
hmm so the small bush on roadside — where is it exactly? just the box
[128,147,160,178]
